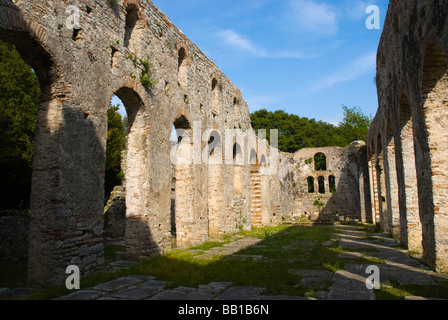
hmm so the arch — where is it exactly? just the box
[385,117,400,241]
[329,175,336,194]
[123,3,145,53]
[419,41,448,270]
[307,177,315,193]
[177,46,189,87]
[314,153,327,171]
[207,128,224,237]
[376,132,390,232]
[318,176,325,194]
[111,86,154,260]
[249,149,258,165]
[170,114,194,248]
[207,129,222,161]
[233,142,243,165]
[260,154,267,165]
[233,95,240,127]
[397,93,421,252]
[233,143,244,196]
[211,76,220,120]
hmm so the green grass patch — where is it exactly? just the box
[119,225,344,296]
[375,280,448,300]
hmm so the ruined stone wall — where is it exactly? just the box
[367,0,448,272]
[0,212,29,258]
[276,143,366,223]
[0,0,256,285]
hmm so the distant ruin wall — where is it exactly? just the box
[276,142,367,223]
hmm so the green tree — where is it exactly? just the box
[250,109,340,153]
[0,40,40,209]
[250,106,372,153]
[105,104,127,200]
[334,106,372,147]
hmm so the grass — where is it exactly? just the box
[375,281,448,300]
[25,225,343,299]
[115,225,346,296]
[7,223,448,300]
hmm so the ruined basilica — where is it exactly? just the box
[0,0,446,286]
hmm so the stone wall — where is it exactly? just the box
[276,142,366,223]
[0,0,266,286]
[0,212,29,258]
[0,0,403,287]
[366,0,448,272]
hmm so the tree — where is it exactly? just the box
[250,106,372,154]
[105,104,128,200]
[0,40,40,209]
[250,109,340,153]
[334,106,372,147]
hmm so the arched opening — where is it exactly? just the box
[233,96,240,127]
[314,153,327,171]
[110,87,150,261]
[329,175,336,194]
[233,143,244,194]
[103,95,128,259]
[211,77,219,120]
[177,47,188,87]
[207,130,222,162]
[420,42,448,270]
[233,142,248,231]
[0,39,40,288]
[307,177,315,194]
[385,118,400,241]
[1,27,108,286]
[318,176,325,194]
[124,4,145,53]
[376,134,390,232]
[397,93,421,252]
[170,115,193,248]
[207,130,225,237]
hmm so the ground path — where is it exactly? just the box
[2,224,447,300]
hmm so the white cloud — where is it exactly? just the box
[286,0,339,36]
[217,29,322,60]
[323,113,344,126]
[217,29,265,56]
[311,51,377,91]
[344,0,376,21]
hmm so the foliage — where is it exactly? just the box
[0,41,40,209]
[139,56,156,89]
[250,109,340,153]
[334,106,372,147]
[314,153,327,171]
[105,104,127,199]
[250,106,372,153]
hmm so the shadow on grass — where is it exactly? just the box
[12,223,448,300]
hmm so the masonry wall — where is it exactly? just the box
[0,0,258,286]
[367,0,448,272]
[275,142,366,223]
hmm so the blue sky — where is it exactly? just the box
[117,0,389,125]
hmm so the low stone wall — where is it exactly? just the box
[0,212,29,258]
